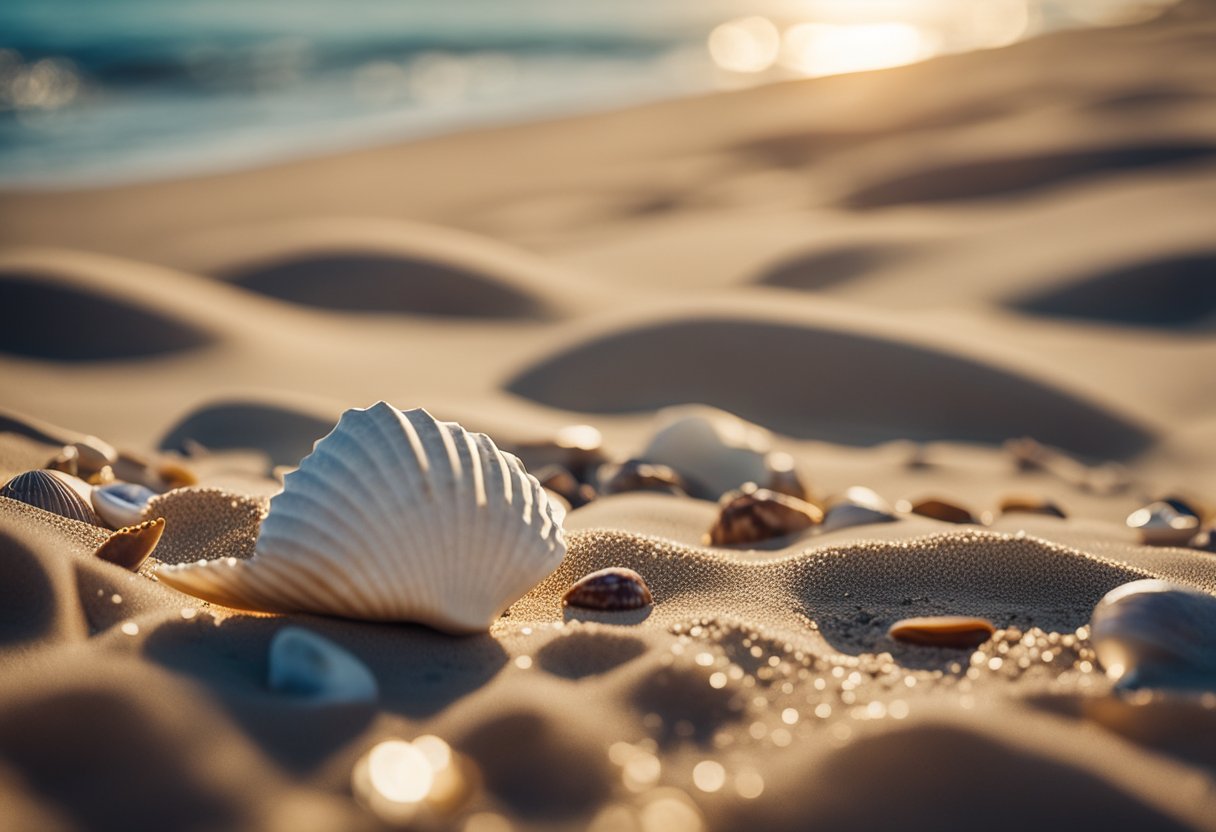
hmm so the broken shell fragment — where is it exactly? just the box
[562,567,653,611]
[0,470,102,526]
[998,495,1067,519]
[888,616,995,648]
[1127,501,1200,547]
[901,497,977,525]
[599,460,688,497]
[707,486,822,546]
[94,517,165,571]
[821,487,897,533]
[1090,579,1216,690]
[268,626,378,705]
[92,482,158,529]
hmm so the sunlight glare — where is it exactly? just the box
[780,22,934,78]
[708,17,782,74]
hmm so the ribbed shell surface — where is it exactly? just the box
[156,403,567,633]
[0,470,101,526]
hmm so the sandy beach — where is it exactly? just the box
[2,1,1216,829]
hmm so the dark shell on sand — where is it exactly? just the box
[562,567,653,611]
[764,452,810,501]
[904,497,977,525]
[598,460,688,497]
[889,616,995,649]
[535,464,596,509]
[707,486,822,546]
[0,470,102,526]
[94,517,165,571]
[998,495,1067,519]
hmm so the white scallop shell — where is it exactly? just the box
[1090,579,1216,690]
[156,403,567,633]
[640,405,771,499]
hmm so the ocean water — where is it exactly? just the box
[0,0,1179,187]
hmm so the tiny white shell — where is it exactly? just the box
[268,626,378,704]
[1090,579,1216,690]
[640,406,771,499]
[156,403,567,633]
[1126,501,1200,546]
[821,486,897,533]
[92,482,157,529]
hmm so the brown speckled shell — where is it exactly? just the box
[562,567,653,611]
[0,470,102,526]
[95,517,165,571]
[888,616,995,648]
[707,487,822,546]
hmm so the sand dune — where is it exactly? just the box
[842,142,1216,209]
[506,308,1154,458]
[1010,249,1216,328]
[149,219,588,319]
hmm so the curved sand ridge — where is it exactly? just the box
[505,302,1154,459]
[159,219,583,320]
[0,248,324,363]
[1010,248,1216,329]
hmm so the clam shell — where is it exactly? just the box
[1127,501,1200,546]
[821,486,896,533]
[92,482,157,529]
[1091,580,1216,690]
[707,486,822,546]
[268,626,378,704]
[640,406,770,499]
[0,470,101,526]
[155,403,567,634]
[94,517,165,571]
[889,616,995,648]
[562,567,653,611]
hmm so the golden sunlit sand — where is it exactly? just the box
[1,1,1216,830]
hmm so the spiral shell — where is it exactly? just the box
[156,403,568,633]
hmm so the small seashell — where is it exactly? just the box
[46,445,80,478]
[86,465,116,486]
[155,460,199,491]
[534,464,596,509]
[706,486,822,546]
[998,494,1067,519]
[640,406,771,499]
[92,482,158,529]
[155,403,567,633]
[888,616,995,648]
[820,486,897,533]
[764,452,810,501]
[1090,579,1216,690]
[71,436,118,479]
[1127,501,1200,546]
[0,470,102,526]
[94,517,165,571]
[1189,530,1216,553]
[900,497,977,525]
[513,424,608,482]
[267,626,378,705]
[598,459,688,497]
[562,567,653,611]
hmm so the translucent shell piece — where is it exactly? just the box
[156,403,568,634]
[1090,579,1216,690]
[94,517,165,572]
